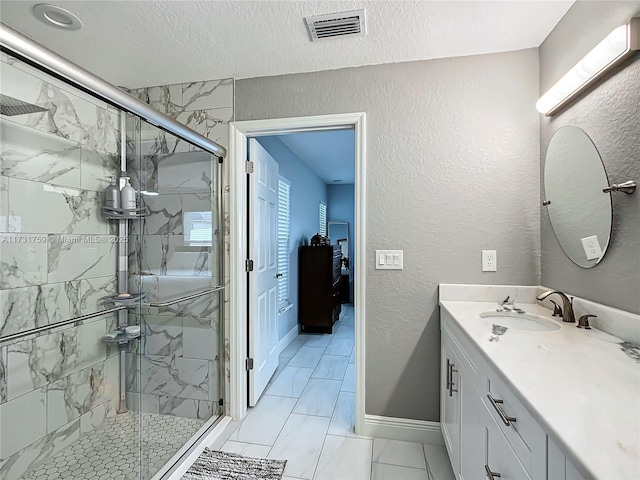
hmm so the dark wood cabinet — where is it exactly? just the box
[298,245,342,333]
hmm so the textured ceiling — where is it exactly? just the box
[0,1,573,88]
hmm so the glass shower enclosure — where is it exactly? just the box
[0,40,224,480]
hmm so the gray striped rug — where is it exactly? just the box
[181,449,287,480]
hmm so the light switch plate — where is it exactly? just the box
[376,250,403,270]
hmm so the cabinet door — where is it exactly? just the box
[485,404,531,480]
[441,335,460,476]
[459,365,486,480]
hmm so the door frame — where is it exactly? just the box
[228,112,367,434]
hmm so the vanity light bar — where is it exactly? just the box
[536,17,640,116]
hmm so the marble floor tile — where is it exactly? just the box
[312,355,349,381]
[328,391,357,437]
[423,443,455,480]
[313,435,372,480]
[325,338,353,356]
[293,379,341,417]
[334,325,355,339]
[302,334,332,348]
[268,414,330,479]
[288,346,325,369]
[265,366,313,398]
[342,364,355,392]
[372,463,429,480]
[220,440,271,458]
[349,347,356,364]
[229,395,296,446]
[281,337,307,358]
[373,439,427,469]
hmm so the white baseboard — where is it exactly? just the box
[277,323,299,355]
[361,414,444,445]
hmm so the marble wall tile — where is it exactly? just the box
[158,396,215,420]
[131,85,183,117]
[0,346,6,404]
[0,60,119,154]
[0,235,48,288]
[80,276,116,314]
[8,178,107,235]
[139,194,182,235]
[157,151,215,193]
[182,79,233,111]
[176,107,233,152]
[157,276,220,318]
[0,176,8,232]
[142,315,183,357]
[1,120,82,188]
[48,234,116,283]
[79,400,115,435]
[0,387,47,459]
[6,319,106,400]
[183,316,218,360]
[103,354,120,409]
[125,391,160,414]
[0,281,81,337]
[0,418,80,480]
[130,274,160,305]
[139,355,209,400]
[46,361,107,432]
[134,234,214,277]
[80,147,119,192]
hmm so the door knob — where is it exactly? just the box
[275,272,283,278]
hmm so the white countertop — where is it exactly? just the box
[439,296,640,480]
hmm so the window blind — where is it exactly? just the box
[277,179,291,307]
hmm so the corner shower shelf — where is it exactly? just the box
[102,206,146,220]
[102,293,147,307]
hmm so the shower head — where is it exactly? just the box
[0,94,49,117]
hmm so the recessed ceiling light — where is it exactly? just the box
[334,179,342,183]
[33,4,82,31]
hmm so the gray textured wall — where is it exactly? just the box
[236,49,540,421]
[540,2,640,314]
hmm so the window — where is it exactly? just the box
[277,178,291,308]
[183,211,212,246]
[319,202,327,236]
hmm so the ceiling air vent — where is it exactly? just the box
[305,9,366,42]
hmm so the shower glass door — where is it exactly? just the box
[126,114,224,479]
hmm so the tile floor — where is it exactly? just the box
[21,412,206,480]
[217,305,456,480]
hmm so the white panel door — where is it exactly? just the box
[248,138,279,406]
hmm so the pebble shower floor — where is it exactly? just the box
[22,412,205,480]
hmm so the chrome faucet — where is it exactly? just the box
[536,290,575,323]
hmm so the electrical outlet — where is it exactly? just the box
[581,235,602,261]
[482,250,497,272]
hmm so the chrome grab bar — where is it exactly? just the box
[0,306,128,344]
[144,286,224,308]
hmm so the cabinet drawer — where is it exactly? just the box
[484,371,545,476]
[485,400,531,480]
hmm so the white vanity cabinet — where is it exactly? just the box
[441,309,585,480]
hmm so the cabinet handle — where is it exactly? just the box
[487,393,517,426]
[448,363,458,397]
[485,465,501,479]
[446,358,452,390]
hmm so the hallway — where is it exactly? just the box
[216,306,455,480]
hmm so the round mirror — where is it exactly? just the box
[544,126,612,268]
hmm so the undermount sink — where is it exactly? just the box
[479,311,561,332]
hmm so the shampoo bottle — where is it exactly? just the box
[120,176,137,214]
[104,176,120,210]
